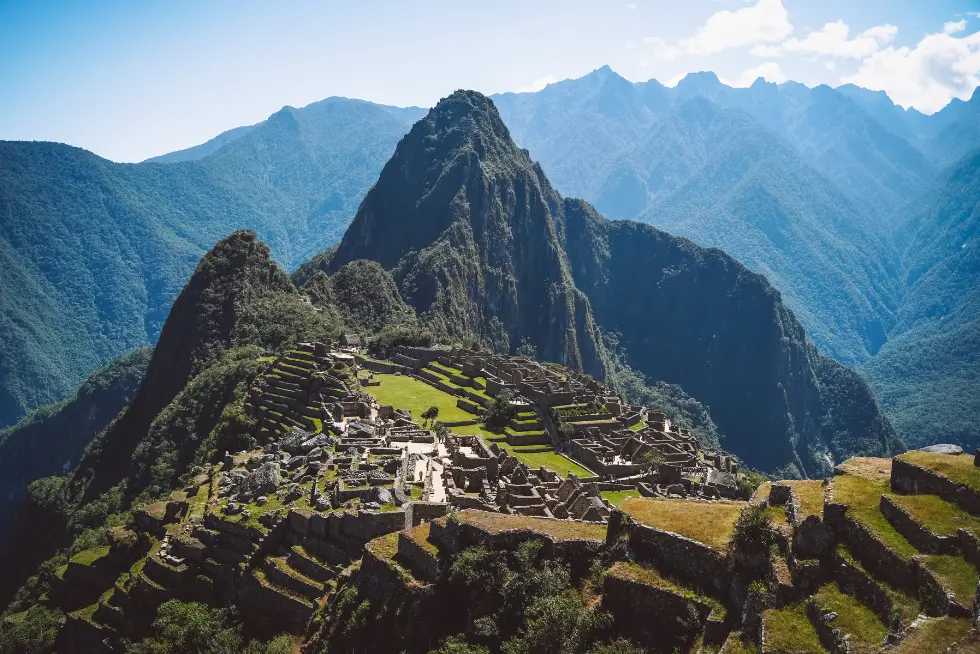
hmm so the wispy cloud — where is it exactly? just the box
[678,0,792,56]
[513,75,559,93]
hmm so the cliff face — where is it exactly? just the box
[331,91,606,378]
[559,199,898,475]
[329,91,896,476]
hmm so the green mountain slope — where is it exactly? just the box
[492,70,909,364]
[0,98,415,429]
[861,149,980,448]
[0,348,150,545]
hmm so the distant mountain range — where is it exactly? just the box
[0,67,977,452]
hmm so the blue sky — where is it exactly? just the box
[2,0,979,162]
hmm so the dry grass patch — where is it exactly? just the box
[456,510,606,542]
[620,497,744,552]
[899,451,980,493]
[365,531,399,561]
[836,457,892,482]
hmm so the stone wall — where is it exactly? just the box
[602,570,712,651]
[355,356,411,374]
[621,517,730,592]
[880,495,959,554]
[832,549,900,629]
[824,501,917,592]
[406,502,450,528]
[891,458,980,516]
[397,533,440,582]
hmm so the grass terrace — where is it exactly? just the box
[919,555,980,607]
[489,438,595,478]
[367,373,474,423]
[70,546,111,567]
[899,451,980,493]
[404,522,439,556]
[600,490,638,507]
[763,602,827,653]
[834,543,921,627]
[812,582,887,654]
[836,457,892,483]
[889,493,980,537]
[454,510,607,542]
[750,482,772,505]
[887,616,973,654]
[832,473,919,559]
[619,497,744,552]
[628,420,644,431]
[766,504,789,527]
[781,479,824,519]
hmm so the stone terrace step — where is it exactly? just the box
[287,546,336,583]
[264,556,325,601]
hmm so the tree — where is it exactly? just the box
[639,449,665,471]
[422,405,439,427]
[484,390,515,429]
[433,420,449,442]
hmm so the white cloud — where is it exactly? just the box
[626,3,637,9]
[513,75,558,93]
[842,28,980,113]
[643,36,681,62]
[762,20,897,59]
[726,62,787,87]
[944,20,967,35]
[678,0,792,56]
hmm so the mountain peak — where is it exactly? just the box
[676,70,722,91]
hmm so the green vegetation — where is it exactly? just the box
[812,582,887,654]
[763,603,827,653]
[832,474,919,558]
[312,539,639,654]
[0,604,62,653]
[367,374,474,423]
[607,562,725,616]
[599,491,636,507]
[889,492,980,536]
[887,616,973,654]
[619,497,744,552]
[0,347,150,548]
[898,451,980,492]
[488,439,594,479]
[920,555,980,607]
[124,599,293,653]
[69,545,110,567]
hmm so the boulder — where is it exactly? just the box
[920,444,964,454]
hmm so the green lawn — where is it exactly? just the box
[763,603,827,653]
[601,490,639,507]
[813,583,887,654]
[490,438,594,478]
[367,374,474,423]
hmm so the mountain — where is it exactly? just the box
[70,230,337,502]
[492,69,914,364]
[143,123,259,163]
[0,97,417,430]
[326,89,898,476]
[328,91,607,377]
[860,148,980,449]
[0,348,150,545]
